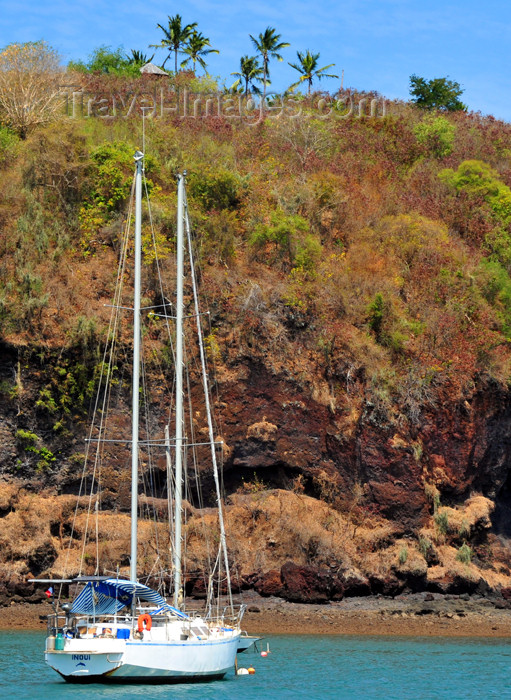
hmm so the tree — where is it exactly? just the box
[180,31,218,73]
[0,41,63,138]
[230,55,265,96]
[68,46,140,76]
[288,50,338,95]
[249,27,290,102]
[126,49,155,66]
[151,14,198,73]
[409,75,466,112]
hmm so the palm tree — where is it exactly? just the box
[151,14,197,73]
[249,27,290,102]
[288,50,338,95]
[180,31,218,73]
[230,55,265,96]
[126,49,154,66]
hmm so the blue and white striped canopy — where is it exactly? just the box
[71,578,188,618]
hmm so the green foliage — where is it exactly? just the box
[414,115,456,158]
[68,46,142,76]
[152,14,198,73]
[188,169,240,211]
[0,125,19,166]
[367,293,386,341]
[434,510,449,537]
[398,545,408,565]
[250,210,311,268]
[230,55,264,95]
[36,357,100,427]
[409,75,466,112]
[476,259,511,336]
[15,428,38,447]
[456,543,473,564]
[249,26,290,99]
[80,142,155,252]
[440,160,511,224]
[15,429,56,471]
[288,50,338,95]
[89,142,137,211]
[418,536,432,559]
[440,160,511,267]
[294,234,323,272]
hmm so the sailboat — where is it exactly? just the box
[32,152,251,682]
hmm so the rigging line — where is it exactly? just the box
[183,184,234,613]
[64,174,136,579]
[184,347,214,577]
[139,337,164,563]
[82,183,133,565]
[142,171,177,432]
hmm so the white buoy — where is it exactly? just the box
[237,668,249,675]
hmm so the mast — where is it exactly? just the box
[130,150,144,583]
[173,173,185,607]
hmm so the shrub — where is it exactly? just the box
[367,292,386,340]
[68,45,142,77]
[15,428,38,448]
[414,115,456,158]
[79,141,155,252]
[439,160,511,226]
[440,160,511,267]
[418,535,432,559]
[188,169,241,211]
[434,510,449,538]
[249,210,310,268]
[398,545,408,565]
[456,543,472,564]
[0,125,19,166]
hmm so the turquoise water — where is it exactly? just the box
[2,632,511,699]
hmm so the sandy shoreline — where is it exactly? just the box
[3,593,511,638]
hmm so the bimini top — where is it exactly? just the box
[71,578,188,618]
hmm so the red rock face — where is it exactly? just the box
[217,360,511,537]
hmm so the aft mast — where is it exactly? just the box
[130,150,144,583]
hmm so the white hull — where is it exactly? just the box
[46,635,240,682]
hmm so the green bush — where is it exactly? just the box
[250,210,310,268]
[418,536,432,559]
[0,125,19,166]
[456,543,472,564]
[414,115,455,158]
[367,293,390,344]
[434,510,449,537]
[477,259,511,336]
[68,45,142,77]
[440,160,511,269]
[188,169,241,211]
[398,545,408,565]
[439,160,511,225]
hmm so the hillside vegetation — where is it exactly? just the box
[2,79,511,601]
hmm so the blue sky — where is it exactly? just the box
[2,0,510,120]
